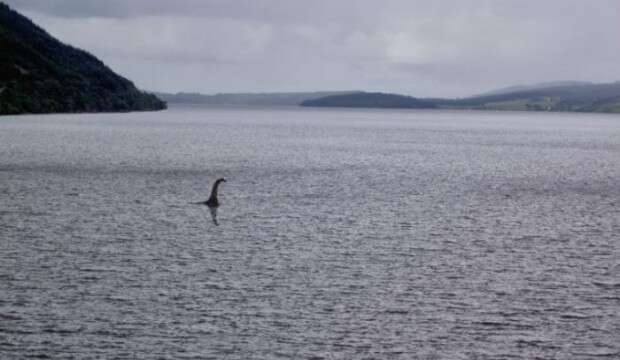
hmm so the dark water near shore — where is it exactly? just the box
[1,105,619,359]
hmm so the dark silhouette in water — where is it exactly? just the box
[193,178,226,225]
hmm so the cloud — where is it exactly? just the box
[5,0,620,97]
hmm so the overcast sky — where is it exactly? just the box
[6,0,620,97]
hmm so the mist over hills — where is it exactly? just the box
[154,91,360,106]
[0,3,165,115]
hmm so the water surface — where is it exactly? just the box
[1,106,619,359]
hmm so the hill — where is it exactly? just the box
[301,82,620,113]
[300,92,437,109]
[155,91,360,106]
[0,2,165,115]
[451,82,620,112]
[473,81,592,97]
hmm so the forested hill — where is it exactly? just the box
[0,3,165,115]
[300,92,437,109]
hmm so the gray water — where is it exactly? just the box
[1,105,619,359]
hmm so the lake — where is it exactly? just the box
[1,105,619,359]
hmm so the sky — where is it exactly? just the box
[5,0,620,97]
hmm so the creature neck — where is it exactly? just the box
[210,181,222,199]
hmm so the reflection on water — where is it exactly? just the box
[1,106,619,359]
[208,206,219,226]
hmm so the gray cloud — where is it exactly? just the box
[5,0,620,97]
